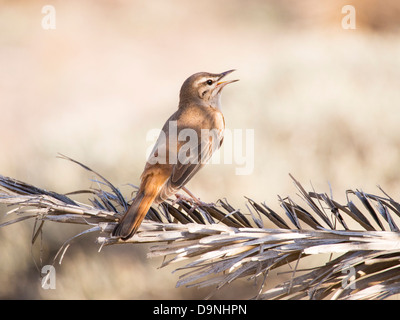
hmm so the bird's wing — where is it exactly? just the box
[171,131,218,187]
[156,128,222,202]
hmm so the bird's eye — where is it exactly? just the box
[206,79,213,85]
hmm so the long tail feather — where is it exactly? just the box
[112,191,157,240]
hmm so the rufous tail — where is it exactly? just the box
[112,185,158,240]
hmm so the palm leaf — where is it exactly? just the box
[1,157,400,299]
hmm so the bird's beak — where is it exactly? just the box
[217,69,239,87]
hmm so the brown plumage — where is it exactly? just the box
[112,70,238,240]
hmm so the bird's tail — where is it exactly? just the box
[112,184,158,240]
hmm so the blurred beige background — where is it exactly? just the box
[1,0,400,299]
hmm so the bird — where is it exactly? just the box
[112,70,238,240]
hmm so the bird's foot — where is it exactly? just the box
[173,192,215,208]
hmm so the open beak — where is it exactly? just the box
[217,69,239,87]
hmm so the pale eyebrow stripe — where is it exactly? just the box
[194,77,208,86]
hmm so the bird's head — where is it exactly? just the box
[179,70,238,111]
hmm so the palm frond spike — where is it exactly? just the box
[1,157,400,300]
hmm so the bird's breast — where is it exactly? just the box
[212,109,225,131]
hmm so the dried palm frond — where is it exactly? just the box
[1,156,400,299]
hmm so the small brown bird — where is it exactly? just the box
[112,70,238,240]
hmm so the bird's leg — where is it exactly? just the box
[181,187,215,207]
[172,192,194,205]
[172,188,215,217]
